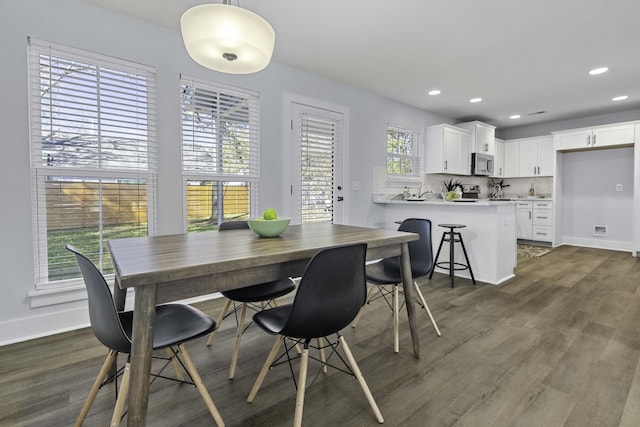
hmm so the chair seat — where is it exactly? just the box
[119,304,217,350]
[365,260,403,285]
[253,305,292,335]
[221,278,296,303]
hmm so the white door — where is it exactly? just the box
[288,101,345,224]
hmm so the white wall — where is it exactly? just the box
[0,0,450,344]
[561,147,634,250]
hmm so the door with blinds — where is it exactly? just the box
[290,102,344,224]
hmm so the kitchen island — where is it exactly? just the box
[376,198,517,285]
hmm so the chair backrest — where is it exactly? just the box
[218,221,250,231]
[66,245,132,353]
[279,243,367,339]
[382,218,434,278]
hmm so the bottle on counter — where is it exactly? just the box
[529,183,535,197]
[403,186,411,199]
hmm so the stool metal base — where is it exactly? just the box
[429,224,476,288]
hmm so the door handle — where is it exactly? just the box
[586,135,590,146]
[592,134,596,146]
[337,196,344,202]
[444,160,448,170]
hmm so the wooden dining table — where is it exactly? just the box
[108,223,420,426]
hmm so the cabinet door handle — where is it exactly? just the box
[529,211,532,219]
[586,135,590,146]
[444,160,447,170]
[593,134,596,146]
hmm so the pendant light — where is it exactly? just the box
[180,1,275,74]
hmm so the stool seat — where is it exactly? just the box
[430,224,476,288]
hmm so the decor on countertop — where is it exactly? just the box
[248,208,290,237]
[181,1,275,74]
[517,244,552,258]
[489,179,510,199]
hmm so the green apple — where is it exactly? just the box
[263,208,278,220]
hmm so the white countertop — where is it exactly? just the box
[373,194,552,205]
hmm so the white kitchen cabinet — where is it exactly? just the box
[516,201,532,239]
[492,138,505,177]
[457,120,496,156]
[516,200,553,242]
[515,136,554,177]
[425,124,471,175]
[554,123,636,151]
[503,141,520,177]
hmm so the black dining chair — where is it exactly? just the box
[351,218,441,353]
[247,243,384,427]
[206,220,297,380]
[67,245,224,427]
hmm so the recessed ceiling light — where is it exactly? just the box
[612,95,628,101]
[509,114,521,119]
[589,67,609,75]
[428,89,441,96]
[469,97,482,103]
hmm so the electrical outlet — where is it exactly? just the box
[616,184,623,192]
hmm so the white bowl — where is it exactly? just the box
[247,218,291,237]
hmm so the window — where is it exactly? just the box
[28,38,157,288]
[386,124,421,179]
[180,76,259,232]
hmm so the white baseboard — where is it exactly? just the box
[561,236,633,252]
[0,292,222,347]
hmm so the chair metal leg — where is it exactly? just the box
[293,347,310,427]
[413,281,441,336]
[178,344,225,427]
[393,284,399,353]
[429,233,446,279]
[229,303,248,379]
[207,298,232,346]
[247,336,284,403]
[338,336,384,424]
[110,362,130,427]
[75,349,117,427]
[457,233,476,284]
[351,285,376,328]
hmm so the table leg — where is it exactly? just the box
[127,286,157,426]
[113,276,126,311]
[400,242,420,359]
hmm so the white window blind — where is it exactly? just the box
[298,112,340,224]
[387,124,420,178]
[180,76,259,231]
[28,38,157,287]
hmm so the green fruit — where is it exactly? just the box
[263,208,277,220]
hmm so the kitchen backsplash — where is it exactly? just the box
[372,167,553,199]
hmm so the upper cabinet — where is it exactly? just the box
[554,123,636,151]
[502,136,553,177]
[425,124,471,175]
[492,138,505,177]
[457,121,496,156]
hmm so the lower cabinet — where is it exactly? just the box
[516,200,553,242]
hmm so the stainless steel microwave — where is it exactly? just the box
[471,153,494,176]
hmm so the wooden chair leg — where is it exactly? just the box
[413,281,442,336]
[247,336,284,403]
[110,361,130,427]
[293,347,310,427]
[166,348,185,381]
[393,284,400,353]
[228,302,248,379]
[316,337,328,374]
[351,285,375,328]
[178,344,225,427]
[338,335,384,423]
[75,349,117,427]
[207,298,232,346]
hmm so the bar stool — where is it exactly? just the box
[429,223,476,288]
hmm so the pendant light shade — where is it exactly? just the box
[181,3,275,74]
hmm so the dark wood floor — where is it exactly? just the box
[2,245,640,427]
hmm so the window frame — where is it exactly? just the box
[386,123,422,183]
[27,38,157,293]
[180,75,260,233]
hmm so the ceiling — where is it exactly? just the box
[80,0,640,130]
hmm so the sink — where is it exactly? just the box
[489,198,512,201]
